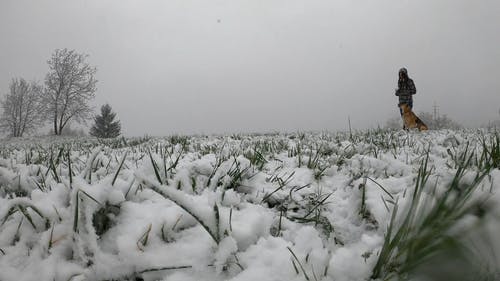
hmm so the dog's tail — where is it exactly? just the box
[416,117,428,131]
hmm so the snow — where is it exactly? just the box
[0,130,499,280]
[328,233,381,281]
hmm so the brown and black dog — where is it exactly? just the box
[399,103,428,131]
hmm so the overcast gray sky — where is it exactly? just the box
[1,0,499,136]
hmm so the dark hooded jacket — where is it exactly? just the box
[395,68,416,105]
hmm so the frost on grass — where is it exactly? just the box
[0,130,499,281]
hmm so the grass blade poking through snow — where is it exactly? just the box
[137,223,153,251]
[214,203,221,242]
[371,147,492,280]
[1,201,49,231]
[261,171,295,204]
[288,246,310,281]
[73,190,102,233]
[148,150,163,185]
[67,150,73,189]
[112,152,128,186]
[18,205,37,230]
[82,146,102,184]
[136,173,221,244]
[48,223,55,252]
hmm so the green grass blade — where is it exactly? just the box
[112,152,128,186]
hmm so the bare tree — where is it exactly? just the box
[0,78,43,137]
[42,49,97,135]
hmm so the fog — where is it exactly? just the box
[1,0,499,136]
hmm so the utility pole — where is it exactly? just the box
[433,102,440,129]
[433,102,439,121]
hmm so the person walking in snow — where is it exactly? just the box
[395,67,416,116]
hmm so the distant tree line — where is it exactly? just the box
[0,48,121,138]
[417,112,462,130]
[487,108,500,129]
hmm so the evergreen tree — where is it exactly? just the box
[90,104,121,138]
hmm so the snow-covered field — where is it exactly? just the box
[0,130,499,281]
